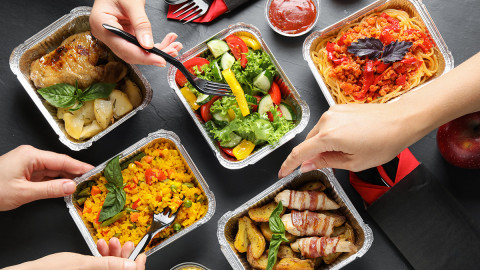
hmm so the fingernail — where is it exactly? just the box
[154,62,166,68]
[63,181,76,194]
[124,260,136,270]
[142,34,154,48]
[278,169,284,178]
[300,162,316,173]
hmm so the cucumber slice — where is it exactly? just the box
[221,52,235,70]
[258,94,274,115]
[220,132,242,148]
[211,61,223,81]
[245,94,258,105]
[207,39,230,58]
[196,93,213,105]
[212,112,230,128]
[279,102,296,121]
[204,120,216,131]
[253,70,273,92]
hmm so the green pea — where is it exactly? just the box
[76,197,87,206]
[173,223,182,232]
[170,184,178,192]
[183,182,194,188]
[183,200,192,208]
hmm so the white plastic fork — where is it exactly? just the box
[172,0,213,24]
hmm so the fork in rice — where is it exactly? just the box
[128,207,178,260]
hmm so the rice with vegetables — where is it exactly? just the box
[77,142,208,249]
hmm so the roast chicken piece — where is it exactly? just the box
[290,237,357,258]
[282,210,346,237]
[30,31,107,89]
[275,190,340,211]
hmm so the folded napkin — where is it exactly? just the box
[167,0,252,23]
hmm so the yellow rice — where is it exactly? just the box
[80,142,208,249]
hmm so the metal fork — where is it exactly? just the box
[128,208,178,260]
[103,24,233,97]
[172,0,213,24]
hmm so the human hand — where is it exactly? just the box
[5,252,146,270]
[97,237,135,259]
[278,103,422,177]
[90,0,183,66]
[0,145,93,211]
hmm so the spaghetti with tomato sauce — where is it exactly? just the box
[312,9,439,103]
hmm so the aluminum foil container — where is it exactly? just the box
[65,129,216,257]
[170,262,210,270]
[303,0,454,106]
[217,169,373,269]
[167,23,310,169]
[9,6,153,150]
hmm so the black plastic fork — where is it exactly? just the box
[103,24,233,97]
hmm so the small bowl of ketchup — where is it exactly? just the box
[265,0,319,37]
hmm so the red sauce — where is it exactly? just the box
[269,0,317,34]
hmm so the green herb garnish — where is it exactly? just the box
[98,156,126,223]
[37,81,115,111]
[347,38,413,63]
[266,201,289,270]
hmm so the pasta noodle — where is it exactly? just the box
[312,9,440,104]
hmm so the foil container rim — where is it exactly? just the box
[217,168,374,269]
[302,0,454,107]
[9,6,153,151]
[65,129,216,257]
[167,22,310,169]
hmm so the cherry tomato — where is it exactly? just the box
[267,107,283,122]
[268,82,281,105]
[226,35,248,68]
[200,96,220,122]
[175,57,210,87]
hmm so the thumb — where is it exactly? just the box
[121,0,154,49]
[21,179,77,203]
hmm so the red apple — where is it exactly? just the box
[436,111,480,169]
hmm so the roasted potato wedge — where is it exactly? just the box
[248,202,285,222]
[244,217,266,259]
[234,217,249,253]
[247,246,268,270]
[275,258,314,270]
[79,120,102,140]
[259,222,297,243]
[331,225,347,237]
[277,245,297,259]
[73,100,95,125]
[298,181,326,192]
[93,98,113,129]
[109,90,133,118]
[124,79,142,107]
[63,112,84,139]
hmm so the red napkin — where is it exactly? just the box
[349,148,420,205]
[167,0,228,23]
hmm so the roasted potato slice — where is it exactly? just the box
[259,222,297,243]
[247,246,268,270]
[248,202,285,222]
[63,112,84,140]
[298,181,326,192]
[94,98,113,129]
[109,90,133,118]
[275,258,314,270]
[234,217,249,253]
[331,225,347,237]
[277,245,297,259]
[244,217,266,259]
[79,120,102,140]
[124,79,142,107]
[73,100,95,125]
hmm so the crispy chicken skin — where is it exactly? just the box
[30,31,107,89]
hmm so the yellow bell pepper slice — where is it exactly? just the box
[180,86,200,110]
[232,140,255,160]
[222,69,250,116]
[239,36,261,50]
[227,109,236,121]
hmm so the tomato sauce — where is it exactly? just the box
[268,0,317,34]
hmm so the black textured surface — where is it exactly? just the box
[0,0,479,269]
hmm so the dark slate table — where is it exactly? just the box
[1,0,479,269]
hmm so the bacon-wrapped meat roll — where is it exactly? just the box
[290,237,357,258]
[282,211,346,237]
[275,190,340,211]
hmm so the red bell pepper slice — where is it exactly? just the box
[374,60,390,73]
[226,35,248,68]
[268,82,281,105]
[362,60,375,92]
[200,96,221,122]
[145,169,155,185]
[337,34,347,46]
[396,74,407,86]
[175,57,210,87]
[220,146,235,157]
[132,199,141,209]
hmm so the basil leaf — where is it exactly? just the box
[266,238,282,270]
[104,156,123,188]
[382,40,413,63]
[347,38,384,59]
[37,83,76,108]
[99,185,126,222]
[80,83,115,102]
[269,201,285,234]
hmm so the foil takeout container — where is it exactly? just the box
[303,0,454,106]
[217,169,373,269]
[9,6,153,150]
[167,22,310,169]
[65,129,216,257]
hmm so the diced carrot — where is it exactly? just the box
[83,207,92,214]
[132,176,139,184]
[102,229,110,236]
[144,155,154,164]
[91,186,101,196]
[156,195,163,202]
[130,213,140,223]
[95,211,101,224]
[157,170,167,181]
[167,169,176,178]
[132,199,141,209]
[134,161,143,168]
